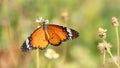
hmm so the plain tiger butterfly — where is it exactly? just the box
[21,17,79,51]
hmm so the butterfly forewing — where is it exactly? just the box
[21,27,48,51]
[47,25,68,41]
[30,27,48,49]
[47,28,61,45]
[47,25,79,45]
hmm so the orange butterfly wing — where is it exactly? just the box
[47,25,79,45]
[21,24,79,51]
[30,27,48,49]
[46,28,62,45]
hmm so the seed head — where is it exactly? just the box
[98,28,107,39]
[98,42,112,53]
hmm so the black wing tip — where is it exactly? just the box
[21,37,35,52]
[71,29,79,39]
[21,41,31,52]
[64,27,79,40]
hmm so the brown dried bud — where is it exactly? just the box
[112,17,119,27]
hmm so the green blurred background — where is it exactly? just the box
[0,0,120,68]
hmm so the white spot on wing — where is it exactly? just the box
[66,28,72,40]
[26,38,31,50]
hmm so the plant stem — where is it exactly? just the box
[63,44,67,63]
[36,49,40,68]
[47,61,52,68]
[115,27,119,63]
[102,51,106,68]
[103,40,120,68]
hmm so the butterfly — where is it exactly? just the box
[21,17,79,51]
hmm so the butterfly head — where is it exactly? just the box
[44,20,49,24]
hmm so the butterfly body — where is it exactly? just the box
[21,19,79,51]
